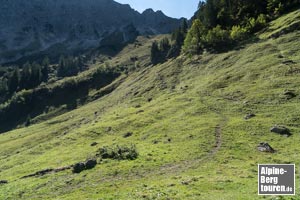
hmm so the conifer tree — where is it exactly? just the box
[41,57,50,82]
[151,41,160,64]
[8,68,20,93]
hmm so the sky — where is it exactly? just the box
[114,0,199,19]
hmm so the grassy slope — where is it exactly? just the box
[1,10,300,199]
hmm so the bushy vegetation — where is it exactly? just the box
[0,55,89,105]
[0,65,120,133]
[182,0,300,55]
[97,144,138,160]
[0,57,50,101]
[151,0,300,60]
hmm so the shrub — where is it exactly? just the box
[247,14,267,33]
[230,25,248,41]
[267,0,285,15]
[97,144,138,160]
[204,25,231,49]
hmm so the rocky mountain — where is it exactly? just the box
[0,0,182,64]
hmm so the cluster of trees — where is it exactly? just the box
[151,20,188,64]
[57,56,86,77]
[183,0,300,54]
[0,57,50,97]
[150,0,300,62]
[0,55,88,103]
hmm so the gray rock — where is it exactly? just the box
[91,142,98,146]
[270,126,291,136]
[283,90,296,99]
[123,132,133,138]
[0,180,8,184]
[244,114,256,120]
[85,159,97,170]
[257,142,275,153]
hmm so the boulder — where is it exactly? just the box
[244,114,256,120]
[283,90,296,99]
[72,162,86,174]
[123,132,133,138]
[85,159,97,170]
[0,180,8,184]
[270,126,291,136]
[257,142,275,153]
[91,142,98,146]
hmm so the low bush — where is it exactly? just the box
[204,25,231,50]
[247,14,267,33]
[230,25,249,41]
[97,144,138,160]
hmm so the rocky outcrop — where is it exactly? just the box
[257,142,275,153]
[0,180,8,184]
[270,126,291,136]
[0,0,182,64]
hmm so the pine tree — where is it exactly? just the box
[8,68,20,93]
[30,62,42,88]
[41,57,50,82]
[159,38,171,52]
[0,78,8,94]
[20,62,32,89]
[183,19,206,54]
[57,55,66,77]
[181,19,188,34]
[204,0,217,28]
[151,41,160,64]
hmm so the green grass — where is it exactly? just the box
[1,10,300,200]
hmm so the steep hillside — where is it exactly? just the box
[1,10,300,200]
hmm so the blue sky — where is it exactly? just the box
[114,0,199,19]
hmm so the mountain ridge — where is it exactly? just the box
[0,0,182,64]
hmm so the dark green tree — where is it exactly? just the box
[8,68,20,93]
[151,41,160,65]
[57,55,67,77]
[30,62,42,88]
[41,57,50,82]
[183,19,206,54]
[20,62,32,89]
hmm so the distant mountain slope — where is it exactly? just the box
[0,0,182,64]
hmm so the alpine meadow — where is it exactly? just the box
[1,0,300,199]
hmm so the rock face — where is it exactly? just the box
[257,142,275,153]
[0,0,182,63]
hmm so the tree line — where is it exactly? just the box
[151,0,300,63]
[0,57,50,96]
[0,55,87,102]
[151,20,188,64]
